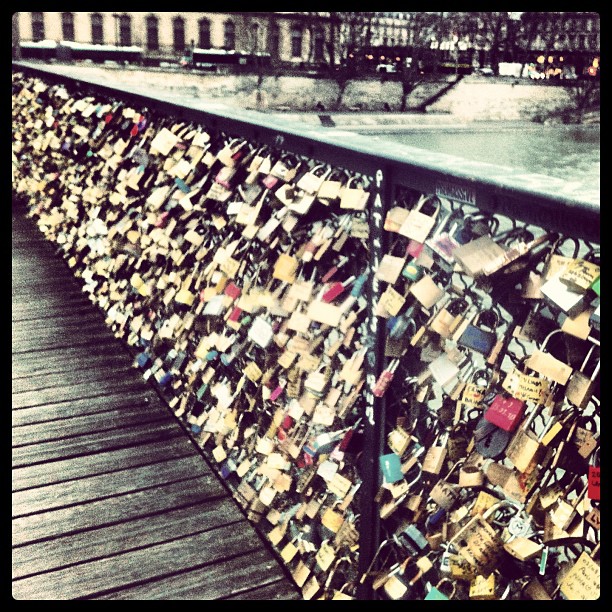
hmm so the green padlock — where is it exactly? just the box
[402,258,423,281]
[591,275,600,296]
[424,578,455,600]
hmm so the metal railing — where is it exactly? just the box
[12,60,600,600]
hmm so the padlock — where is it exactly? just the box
[295,163,331,195]
[429,459,463,510]
[316,167,349,204]
[372,359,400,398]
[453,234,507,278]
[422,431,449,475]
[339,174,370,211]
[501,358,552,406]
[379,461,423,519]
[483,392,526,433]
[398,193,441,244]
[549,479,589,533]
[588,448,600,501]
[384,204,411,234]
[428,295,471,339]
[457,307,500,356]
[540,265,590,318]
[565,340,599,410]
[469,572,497,600]
[381,556,432,600]
[457,368,492,418]
[505,406,547,473]
[559,256,600,294]
[447,500,509,577]
[523,329,574,386]
[474,417,512,459]
[559,550,600,601]
[424,578,456,600]
[480,230,554,280]
[266,152,301,186]
[376,236,410,285]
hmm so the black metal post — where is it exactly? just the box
[356,166,393,599]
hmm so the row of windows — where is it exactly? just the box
[29,12,325,59]
[30,12,596,57]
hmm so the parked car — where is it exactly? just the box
[475,66,494,76]
[376,63,398,73]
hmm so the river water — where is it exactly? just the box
[365,123,600,197]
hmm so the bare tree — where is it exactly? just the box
[323,12,375,110]
[397,12,446,112]
[518,12,600,122]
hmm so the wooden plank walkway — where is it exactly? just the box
[11,202,301,601]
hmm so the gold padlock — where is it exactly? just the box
[565,341,599,410]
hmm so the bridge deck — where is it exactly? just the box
[12,202,300,601]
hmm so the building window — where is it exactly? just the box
[146,16,159,51]
[249,23,260,53]
[91,13,104,44]
[291,26,303,58]
[173,17,185,53]
[31,12,45,42]
[224,20,235,50]
[119,15,132,47]
[314,28,325,62]
[62,13,75,42]
[198,18,211,48]
[270,23,280,57]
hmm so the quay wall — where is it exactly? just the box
[26,63,580,121]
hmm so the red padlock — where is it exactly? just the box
[484,394,525,432]
[322,276,356,303]
[372,359,400,398]
[224,282,242,300]
[588,459,600,501]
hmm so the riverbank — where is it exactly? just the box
[13,61,599,125]
[265,110,600,131]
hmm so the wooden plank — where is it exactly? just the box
[12,520,268,600]
[12,327,118,355]
[12,313,109,340]
[93,548,294,600]
[12,373,147,410]
[12,403,171,446]
[12,300,99,324]
[12,341,124,380]
[12,497,244,580]
[12,269,74,284]
[12,419,182,467]
[12,268,75,285]
[12,282,84,298]
[12,387,161,427]
[12,310,105,334]
[222,580,302,601]
[12,436,196,491]
[12,362,139,395]
[12,474,229,546]
[13,455,209,517]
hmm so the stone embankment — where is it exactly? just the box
[16,61,600,124]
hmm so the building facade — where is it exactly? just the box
[13,11,599,78]
[14,12,331,66]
